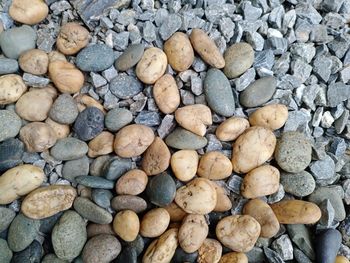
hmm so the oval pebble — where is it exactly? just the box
[0,58,19,75]
[102,156,132,180]
[0,207,16,232]
[50,137,88,161]
[140,208,170,238]
[112,195,148,213]
[171,150,198,182]
[315,229,341,263]
[198,238,222,263]
[0,110,21,142]
[76,175,114,189]
[153,74,180,114]
[0,239,12,263]
[113,210,140,242]
[74,107,104,141]
[76,44,115,72]
[165,127,208,150]
[62,156,89,183]
[224,43,254,79]
[11,240,42,263]
[91,189,113,209]
[198,151,232,180]
[142,137,171,175]
[110,73,143,99]
[146,173,176,207]
[115,169,148,195]
[0,138,24,173]
[105,108,133,132]
[74,197,113,224]
[49,94,79,124]
[280,171,316,197]
[115,43,144,71]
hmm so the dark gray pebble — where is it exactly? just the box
[115,43,144,71]
[0,58,18,75]
[74,107,105,141]
[73,197,113,224]
[172,247,198,263]
[92,189,113,208]
[109,73,143,99]
[165,128,208,150]
[39,212,63,234]
[315,229,341,263]
[111,195,147,213]
[0,138,24,173]
[146,172,176,207]
[76,175,115,189]
[12,240,42,263]
[115,246,137,263]
[0,207,15,232]
[105,108,133,132]
[102,156,132,180]
[240,76,276,107]
[76,44,115,72]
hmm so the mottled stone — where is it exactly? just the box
[327,82,350,107]
[0,239,12,263]
[165,127,208,150]
[240,76,276,107]
[159,13,182,40]
[280,171,316,197]
[76,44,115,72]
[74,107,105,141]
[0,110,21,142]
[224,42,254,79]
[109,74,142,99]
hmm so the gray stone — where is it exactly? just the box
[12,240,42,263]
[233,68,256,92]
[22,73,50,87]
[284,109,311,132]
[290,43,316,63]
[241,1,262,21]
[0,239,12,263]
[62,156,89,183]
[0,110,21,142]
[313,55,332,82]
[0,207,15,232]
[0,58,18,74]
[76,44,115,72]
[102,156,132,181]
[280,171,316,197]
[291,58,313,83]
[42,254,69,263]
[205,134,222,152]
[287,224,315,260]
[273,52,290,76]
[8,213,40,252]
[204,68,235,117]
[327,82,350,107]
[111,195,147,213]
[265,37,288,55]
[240,76,276,108]
[73,197,113,224]
[165,127,207,150]
[134,111,160,126]
[224,43,254,79]
[246,31,264,51]
[105,108,133,132]
[50,137,88,161]
[271,234,293,260]
[192,57,207,72]
[267,184,285,204]
[112,31,129,51]
[310,155,336,184]
[322,0,344,13]
[142,21,156,42]
[219,17,235,41]
[76,175,114,189]
[52,211,87,261]
[315,229,342,263]
[0,138,24,173]
[159,13,182,40]
[90,72,107,88]
[343,179,350,205]
[254,50,275,70]
[157,114,176,139]
[328,37,350,59]
[191,75,203,96]
[264,247,284,263]
[115,43,144,71]
[340,66,350,84]
[319,199,336,228]
[269,5,284,28]
[180,89,195,105]
[74,107,104,141]
[339,215,350,247]
[0,25,36,59]
[294,248,313,263]
[246,247,265,263]
[49,94,79,125]
[295,3,322,24]
[92,189,113,208]
[110,74,142,99]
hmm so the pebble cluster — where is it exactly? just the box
[0,0,350,263]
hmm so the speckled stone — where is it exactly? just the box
[146,172,176,207]
[42,254,69,263]
[12,240,42,263]
[76,44,115,72]
[280,171,316,197]
[0,58,18,75]
[62,156,90,183]
[0,110,22,142]
[49,94,79,125]
[0,138,24,173]
[224,42,254,79]
[76,175,114,189]
[50,137,88,161]
[73,107,105,141]
[165,127,208,150]
[73,197,113,224]
[115,44,144,71]
[109,73,143,99]
[105,108,133,132]
[0,238,12,263]
[0,207,16,232]
[101,156,132,180]
[111,195,147,214]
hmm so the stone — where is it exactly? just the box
[294,248,313,263]
[146,172,176,207]
[280,171,316,197]
[159,13,182,40]
[0,138,24,173]
[75,175,114,189]
[264,247,284,263]
[62,156,89,183]
[92,189,113,208]
[172,247,198,263]
[290,43,316,63]
[74,197,113,224]
[219,17,235,41]
[105,108,133,132]
[76,44,115,72]
[39,212,63,234]
[284,109,311,132]
[291,58,313,83]
[315,229,342,263]
[246,247,265,263]
[271,234,293,260]
[115,247,137,263]
[0,110,21,142]
[22,73,50,87]
[42,254,68,263]
[109,74,142,99]
[135,111,161,126]
[254,50,275,70]
[327,82,350,107]
[0,58,18,74]
[90,72,107,88]
[0,25,37,59]
[265,37,288,55]
[287,224,315,260]
[50,137,88,161]
[319,199,335,228]
[204,68,235,117]
[240,76,277,108]
[310,155,335,184]
[52,211,87,261]
[115,43,144,71]
[8,213,40,252]
[101,156,132,180]
[224,42,254,79]
[74,107,105,141]
[12,240,42,263]
[157,114,176,139]
[111,195,147,214]
[142,21,156,42]
[0,239,12,263]
[0,207,15,232]
[165,127,208,150]
[313,55,332,82]
[49,94,79,125]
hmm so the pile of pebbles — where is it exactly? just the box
[0,0,350,262]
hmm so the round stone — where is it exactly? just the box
[115,44,144,71]
[146,172,176,207]
[0,25,37,59]
[280,171,316,197]
[76,44,115,72]
[110,73,143,99]
[240,77,277,108]
[50,137,88,161]
[165,128,208,150]
[11,240,42,263]
[42,254,68,263]
[224,42,254,79]
[0,239,12,263]
[74,107,105,141]
[0,138,24,173]
[92,189,113,208]
[204,68,235,117]
[73,197,113,224]
[52,211,87,261]
[49,94,79,124]
[111,195,147,213]
[315,229,341,263]
[105,108,133,132]
[62,156,89,183]
[0,58,19,74]
[0,110,22,142]
[275,131,312,173]
[0,207,15,232]
[75,175,114,189]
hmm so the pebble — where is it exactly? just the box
[113,210,140,241]
[0,138,23,173]
[0,110,21,142]
[165,127,208,150]
[52,211,87,261]
[275,131,312,173]
[115,246,137,263]
[0,58,18,74]
[204,68,235,117]
[287,224,315,260]
[271,234,293,260]
[240,76,277,107]
[12,240,42,263]
[39,212,63,234]
[62,156,89,182]
[146,173,176,207]
[264,247,284,263]
[115,43,144,71]
[134,111,161,126]
[74,107,105,141]
[76,44,115,72]
[50,137,88,161]
[49,94,79,124]
[111,195,147,213]
[310,155,336,184]
[76,175,114,189]
[159,13,182,40]
[0,239,12,263]
[172,247,198,263]
[327,82,350,108]
[102,156,132,180]
[42,254,69,263]
[315,229,342,263]
[0,207,15,232]
[109,73,142,99]
[8,213,40,252]
[92,189,113,208]
[0,25,37,59]
[105,108,133,132]
[280,171,316,197]
[224,42,254,79]
[73,197,113,224]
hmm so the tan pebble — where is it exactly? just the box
[113,210,140,242]
[336,256,350,263]
[232,126,276,173]
[175,178,217,215]
[211,182,232,212]
[45,118,70,139]
[153,74,180,114]
[111,195,147,213]
[142,137,171,175]
[198,238,222,263]
[178,214,208,253]
[88,131,114,158]
[140,208,170,238]
[198,151,232,180]
[136,47,167,84]
[116,169,148,195]
[175,104,212,136]
[57,22,90,55]
[77,185,91,199]
[9,0,48,25]
[142,228,178,263]
[114,124,155,158]
[171,150,198,182]
[87,224,115,238]
[219,252,248,263]
[74,94,106,114]
[0,74,27,105]
[249,104,288,130]
[164,202,187,222]
[164,32,194,72]
[223,43,254,79]
[190,29,225,69]
[241,165,280,199]
[271,200,322,224]
[19,49,49,75]
[0,165,45,204]
[215,117,250,142]
[243,199,280,238]
[49,60,84,94]
[48,51,67,63]
[21,185,76,219]
[216,215,261,253]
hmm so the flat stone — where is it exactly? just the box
[62,156,90,183]
[0,207,15,232]
[76,175,114,189]
[101,157,132,180]
[287,224,315,260]
[73,197,113,224]
[109,74,142,99]
[105,108,133,132]
[310,155,335,184]
[0,110,21,142]
[265,37,288,55]
[254,50,275,70]
[327,82,350,107]
[271,234,293,260]
[50,137,88,161]
[291,58,313,83]
[280,171,316,197]
[159,13,182,40]
[12,240,42,263]
[49,94,79,125]
[22,73,50,88]
[74,107,105,141]
[146,172,176,207]
[76,44,115,72]
[290,43,316,63]
[134,111,160,126]
[111,195,147,213]
[115,44,144,71]
[91,189,113,208]
[165,127,208,150]
[315,229,342,263]
[0,239,12,263]
[313,55,332,82]
[0,58,18,75]
[157,114,176,139]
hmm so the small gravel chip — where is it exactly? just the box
[157,114,176,139]
[90,72,107,88]
[134,111,160,126]
[291,58,313,83]
[319,199,335,227]
[22,73,50,87]
[0,58,18,75]
[143,21,157,42]
[271,234,293,261]
[327,82,350,107]
[159,13,182,40]
[310,155,335,183]
[264,247,284,263]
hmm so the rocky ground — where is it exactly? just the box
[0,0,350,262]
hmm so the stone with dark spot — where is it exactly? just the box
[12,240,42,263]
[146,172,176,207]
[74,107,105,141]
